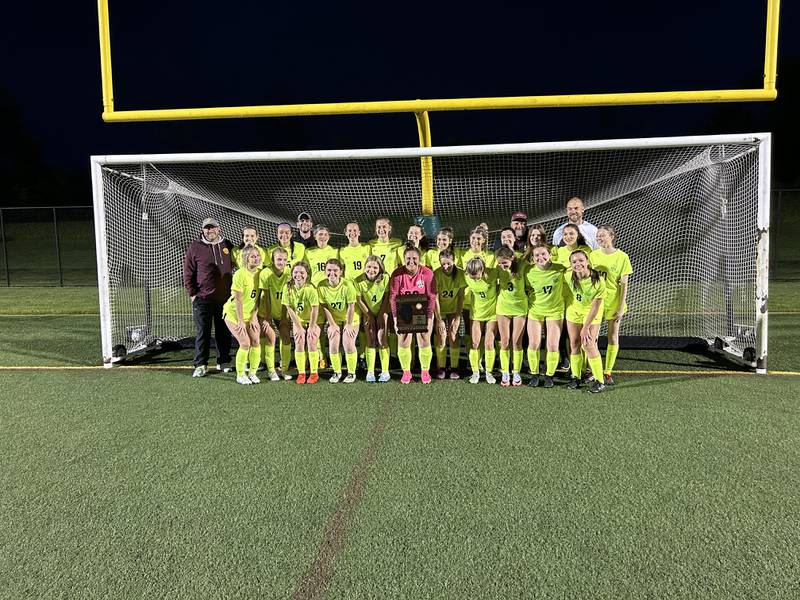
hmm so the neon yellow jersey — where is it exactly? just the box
[317,279,360,325]
[305,245,340,286]
[552,245,592,270]
[464,268,498,322]
[459,248,497,270]
[525,262,567,319]
[223,268,260,322]
[496,265,529,317]
[368,238,404,274]
[338,244,372,280]
[427,247,463,272]
[266,242,305,269]
[231,245,268,270]
[433,267,467,316]
[564,272,607,325]
[281,283,319,325]
[589,249,632,303]
[354,273,389,316]
[257,266,290,320]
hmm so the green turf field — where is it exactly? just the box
[1,287,799,598]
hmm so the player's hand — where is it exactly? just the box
[344,323,357,340]
[249,320,260,334]
[261,320,272,335]
[235,320,246,334]
[614,309,624,321]
[436,319,446,338]
[581,326,593,344]
[308,324,321,342]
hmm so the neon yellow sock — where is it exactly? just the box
[588,355,604,382]
[379,347,390,373]
[262,342,275,372]
[330,351,342,374]
[485,347,496,372]
[366,348,377,372]
[247,346,261,376]
[398,346,412,372]
[308,351,319,374]
[546,351,560,376]
[570,353,582,379]
[513,349,524,373]
[449,345,461,369]
[295,350,306,374]
[605,344,619,375]
[419,346,433,371]
[469,348,480,372]
[236,348,249,377]
[527,349,540,374]
[500,348,510,374]
[345,351,357,373]
[280,342,292,372]
[435,345,447,370]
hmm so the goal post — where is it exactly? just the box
[90,132,771,371]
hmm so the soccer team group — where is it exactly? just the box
[182,197,632,393]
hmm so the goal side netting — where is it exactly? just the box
[91,133,770,370]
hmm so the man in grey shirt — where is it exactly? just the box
[552,196,599,249]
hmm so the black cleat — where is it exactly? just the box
[557,356,571,371]
[543,375,554,388]
[588,380,606,394]
[528,374,540,387]
[566,377,581,390]
[603,374,616,386]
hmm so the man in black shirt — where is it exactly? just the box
[292,212,315,248]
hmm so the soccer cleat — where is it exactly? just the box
[267,371,280,382]
[436,368,446,380]
[485,371,496,385]
[216,362,232,373]
[192,365,207,378]
[604,374,616,386]
[449,370,461,380]
[400,371,413,384]
[557,356,571,371]
[343,373,357,384]
[378,371,391,383]
[236,375,252,385]
[512,373,522,387]
[469,372,480,384]
[329,372,342,384]
[421,370,432,384]
[365,372,376,383]
[296,373,306,384]
[281,369,293,381]
[543,375,554,388]
[566,377,581,390]
[528,374,540,388]
[248,374,261,384]
[357,357,368,371]
[500,373,510,388]
[588,380,606,394]
[307,373,319,384]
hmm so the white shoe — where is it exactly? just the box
[216,362,232,373]
[485,371,496,384]
[329,372,342,383]
[469,372,480,384]
[236,376,252,385]
[378,371,391,383]
[281,369,293,381]
[267,371,280,382]
[248,374,261,384]
[192,365,207,378]
[343,373,357,384]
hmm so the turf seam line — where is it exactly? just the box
[292,396,393,600]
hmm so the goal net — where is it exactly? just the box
[91,133,770,370]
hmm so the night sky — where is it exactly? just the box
[2,1,799,207]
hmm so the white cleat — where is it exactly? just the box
[469,372,480,384]
[236,376,252,385]
[192,365,207,378]
[343,373,357,384]
[216,363,232,373]
[267,371,280,382]
[248,374,261,384]
[378,372,391,383]
[329,372,342,383]
[485,371,496,385]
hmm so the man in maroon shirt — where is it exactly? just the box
[183,217,235,377]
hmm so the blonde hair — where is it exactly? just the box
[465,256,486,278]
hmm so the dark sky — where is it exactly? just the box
[2,1,799,205]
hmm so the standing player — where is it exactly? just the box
[318,259,360,383]
[460,226,496,357]
[524,244,567,388]
[427,226,461,272]
[369,217,404,275]
[305,225,339,287]
[564,250,607,393]
[522,224,551,258]
[464,256,499,384]
[222,245,263,385]
[433,248,466,379]
[397,224,429,267]
[339,222,371,281]
[232,226,268,269]
[553,224,592,269]
[590,225,632,385]
[495,247,528,387]
[268,222,305,269]
[389,245,437,384]
[499,228,523,259]
[258,246,292,381]
[282,262,321,384]
[355,255,391,382]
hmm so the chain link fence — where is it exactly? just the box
[0,193,798,287]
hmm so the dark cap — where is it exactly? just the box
[511,211,528,222]
[297,212,312,222]
[202,217,220,228]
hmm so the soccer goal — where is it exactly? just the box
[90,133,771,372]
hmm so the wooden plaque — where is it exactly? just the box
[395,293,429,333]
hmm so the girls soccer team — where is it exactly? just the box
[224,216,632,392]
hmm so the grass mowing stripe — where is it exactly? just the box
[293,396,394,600]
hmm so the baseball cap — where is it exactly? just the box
[297,212,312,222]
[202,217,220,228]
[511,211,528,222]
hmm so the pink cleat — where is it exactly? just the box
[421,370,432,384]
[400,371,413,384]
